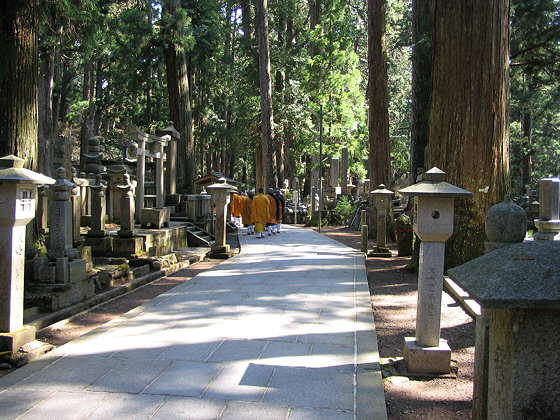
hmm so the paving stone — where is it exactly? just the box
[151,396,226,419]
[220,401,288,419]
[88,359,172,393]
[288,406,354,420]
[85,393,165,419]
[264,366,354,411]
[0,389,55,418]
[12,357,122,392]
[143,360,222,397]
[202,362,275,402]
[18,390,109,420]
[258,341,312,367]
[206,339,268,363]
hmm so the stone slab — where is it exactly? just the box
[403,336,451,374]
[68,259,87,283]
[112,236,145,257]
[0,326,35,354]
[84,236,114,256]
[141,207,170,229]
[448,241,560,308]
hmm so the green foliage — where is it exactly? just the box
[328,196,356,226]
[510,0,560,192]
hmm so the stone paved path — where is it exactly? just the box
[0,225,386,419]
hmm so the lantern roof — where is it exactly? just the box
[0,155,55,185]
[398,167,472,198]
[371,184,393,195]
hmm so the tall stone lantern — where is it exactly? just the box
[0,155,55,353]
[207,177,235,259]
[398,167,472,373]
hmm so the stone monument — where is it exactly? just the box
[534,177,560,240]
[207,178,235,258]
[398,167,472,374]
[341,147,349,196]
[369,184,393,258]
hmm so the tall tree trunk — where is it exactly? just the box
[255,0,277,190]
[38,31,58,176]
[367,0,391,237]
[410,0,433,185]
[93,59,104,135]
[79,59,95,172]
[163,0,195,194]
[427,0,510,268]
[367,0,391,188]
[0,0,39,170]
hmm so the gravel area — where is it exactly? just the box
[318,226,475,420]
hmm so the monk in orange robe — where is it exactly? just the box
[242,190,255,234]
[252,188,270,238]
[266,188,279,235]
[231,191,244,226]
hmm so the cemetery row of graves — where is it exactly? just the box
[0,122,559,418]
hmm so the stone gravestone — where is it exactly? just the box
[331,157,340,188]
[369,184,393,258]
[534,177,560,240]
[85,175,113,256]
[341,147,349,196]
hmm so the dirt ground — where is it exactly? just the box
[3,227,475,419]
[319,226,475,420]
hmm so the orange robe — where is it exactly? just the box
[252,193,270,234]
[242,196,253,226]
[232,193,244,218]
[267,194,278,224]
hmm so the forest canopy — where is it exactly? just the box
[2,0,559,195]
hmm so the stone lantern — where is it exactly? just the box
[0,155,55,353]
[398,167,472,373]
[207,177,235,258]
[369,184,394,257]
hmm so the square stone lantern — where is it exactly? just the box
[207,177,235,259]
[369,184,394,257]
[0,155,55,353]
[448,241,560,419]
[398,167,472,373]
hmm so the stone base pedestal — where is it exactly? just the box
[404,337,451,374]
[0,326,35,354]
[534,220,560,240]
[113,236,145,257]
[84,236,114,256]
[210,244,232,259]
[26,277,95,312]
[141,207,171,229]
[369,246,392,258]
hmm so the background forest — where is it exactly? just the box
[4,0,559,196]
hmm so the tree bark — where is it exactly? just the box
[0,0,39,170]
[255,0,277,190]
[410,0,433,185]
[367,0,391,189]
[79,59,95,172]
[367,0,391,237]
[163,0,195,194]
[427,0,510,268]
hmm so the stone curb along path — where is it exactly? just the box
[0,225,387,420]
